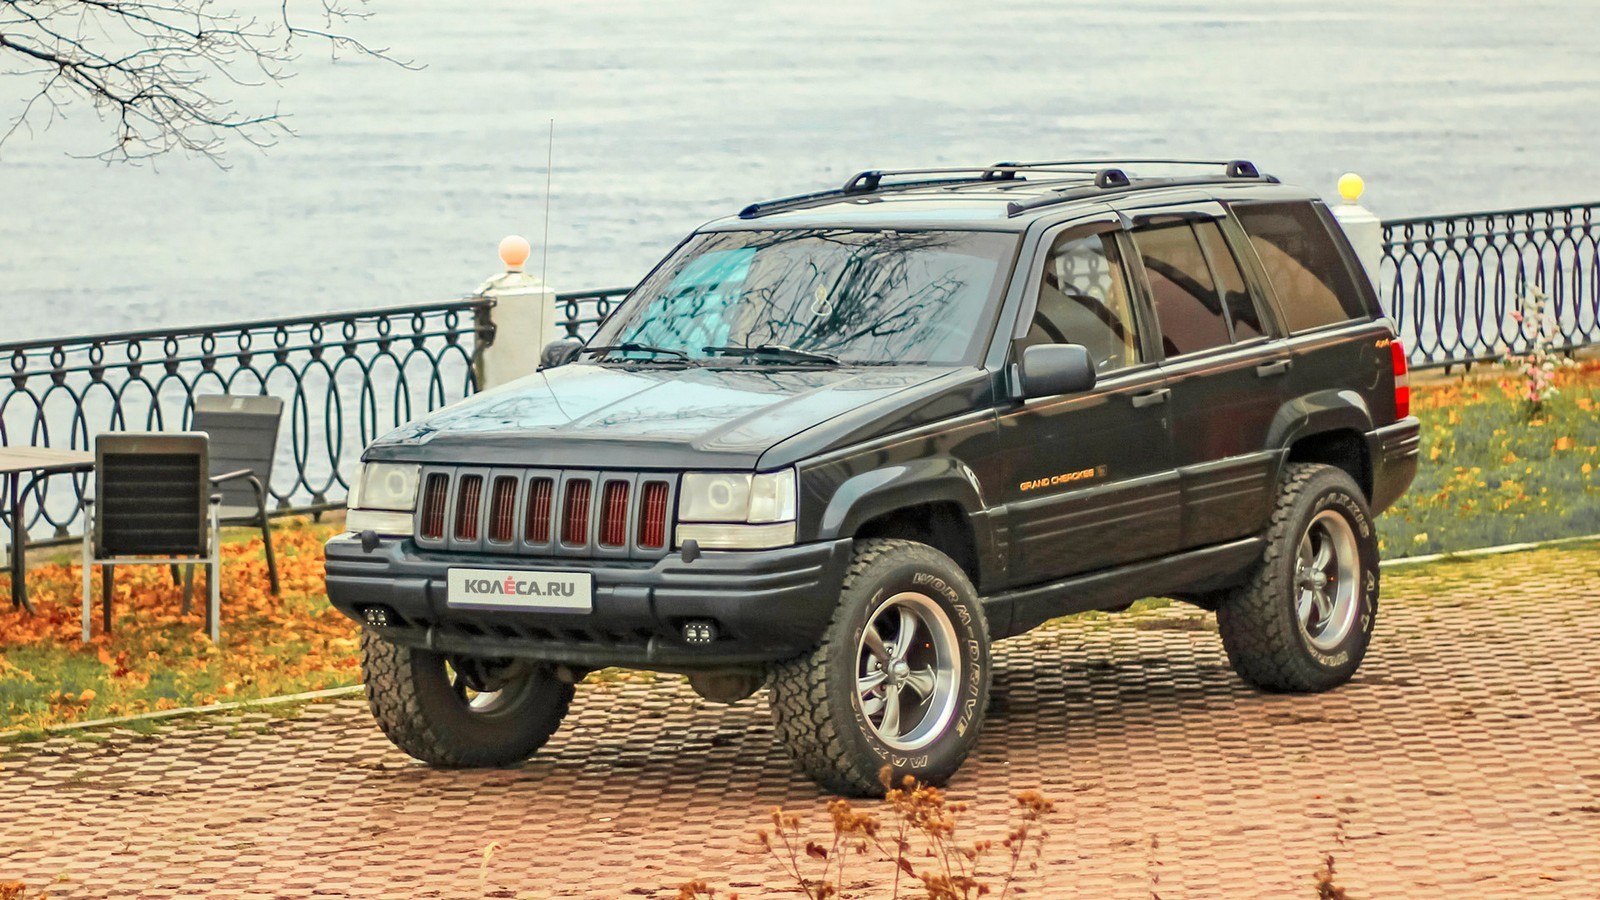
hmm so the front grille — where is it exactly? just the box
[419,473,449,540]
[562,479,592,546]
[415,467,678,560]
[600,481,629,547]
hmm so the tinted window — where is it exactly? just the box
[1233,202,1370,332]
[1133,223,1231,357]
[1021,232,1141,372]
[594,229,1017,365]
[1194,221,1265,340]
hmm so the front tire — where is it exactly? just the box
[360,629,574,767]
[1217,463,1380,692]
[769,539,991,797]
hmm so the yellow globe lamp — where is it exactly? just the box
[498,235,532,272]
[1337,172,1365,204]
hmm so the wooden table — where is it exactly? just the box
[2,446,94,614]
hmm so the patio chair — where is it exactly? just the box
[82,433,222,642]
[183,394,284,595]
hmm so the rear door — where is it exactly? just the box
[1125,208,1289,548]
[996,218,1180,587]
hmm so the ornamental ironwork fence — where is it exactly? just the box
[1380,202,1600,369]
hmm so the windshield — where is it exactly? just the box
[590,229,1017,365]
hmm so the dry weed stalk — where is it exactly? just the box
[680,767,1055,899]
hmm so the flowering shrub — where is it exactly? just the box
[1501,288,1576,415]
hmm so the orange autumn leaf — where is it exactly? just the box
[1553,436,1575,452]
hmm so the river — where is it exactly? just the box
[2,0,1597,342]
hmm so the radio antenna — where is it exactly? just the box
[541,118,554,289]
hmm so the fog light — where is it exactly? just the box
[682,620,718,644]
[363,606,393,627]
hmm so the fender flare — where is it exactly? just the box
[815,457,999,583]
[1268,389,1375,451]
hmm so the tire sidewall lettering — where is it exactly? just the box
[1299,488,1379,670]
[847,562,988,773]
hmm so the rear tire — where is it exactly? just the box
[360,629,574,767]
[1217,463,1380,692]
[769,539,991,797]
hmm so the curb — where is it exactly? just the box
[1381,531,1600,568]
[1,685,364,741]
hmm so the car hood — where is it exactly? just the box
[365,362,978,469]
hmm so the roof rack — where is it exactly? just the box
[736,158,1273,220]
[739,167,1036,219]
[1001,159,1275,217]
[994,158,1263,178]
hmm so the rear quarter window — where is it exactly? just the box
[1232,202,1372,333]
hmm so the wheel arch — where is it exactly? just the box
[1270,390,1376,499]
[813,458,998,589]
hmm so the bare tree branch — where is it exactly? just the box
[0,0,417,166]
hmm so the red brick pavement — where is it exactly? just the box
[2,543,1599,899]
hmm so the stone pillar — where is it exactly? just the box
[476,236,560,390]
[1328,172,1384,293]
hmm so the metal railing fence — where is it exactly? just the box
[1380,202,1600,369]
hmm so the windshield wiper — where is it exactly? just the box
[583,342,691,362]
[701,344,841,366]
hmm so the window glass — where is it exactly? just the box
[594,229,1018,365]
[1232,202,1370,332]
[1133,223,1231,357]
[1020,232,1141,372]
[1194,221,1264,340]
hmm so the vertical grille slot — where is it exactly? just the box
[599,481,630,548]
[487,476,518,543]
[562,479,592,545]
[455,475,483,541]
[638,481,670,550]
[525,477,554,543]
[419,473,449,540]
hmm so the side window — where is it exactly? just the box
[1232,201,1371,332]
[1194,221,1265,341]
[1132,223,1230,357]
[1021,231,1141,372]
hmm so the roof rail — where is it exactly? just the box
[1003,167,1277,218]
[740,166,1040,219]
[737,158,1273,220]
[992,158,1264,179]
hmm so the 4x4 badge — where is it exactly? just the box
[1019,464,1108,493]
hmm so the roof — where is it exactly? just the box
[703,159,1318,232]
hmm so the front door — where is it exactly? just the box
[997,221,1179,588]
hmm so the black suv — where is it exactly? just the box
[327,159,1420,795]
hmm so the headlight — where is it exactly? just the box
[349,462,420,512]
[677,469,797,549]
[679,470,796,523]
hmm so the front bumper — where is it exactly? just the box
[324,534,853,671]
[1368,416,1422,515]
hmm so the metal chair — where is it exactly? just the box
[187,394,284,595]
[82,433,222,642]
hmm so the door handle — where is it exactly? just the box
[1256,359,1292,378]
[1130,388,1171,409]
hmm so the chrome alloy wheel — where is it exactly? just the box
[1295,510,1360,651]
[855,592,961,751]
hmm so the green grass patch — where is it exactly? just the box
[1378,361,1600,558]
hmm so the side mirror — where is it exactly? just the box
[1018,344,1096,399]
[539,339,583,370]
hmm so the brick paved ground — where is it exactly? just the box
[3,543,1599,899]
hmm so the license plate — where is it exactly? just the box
[445,568,593,613]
